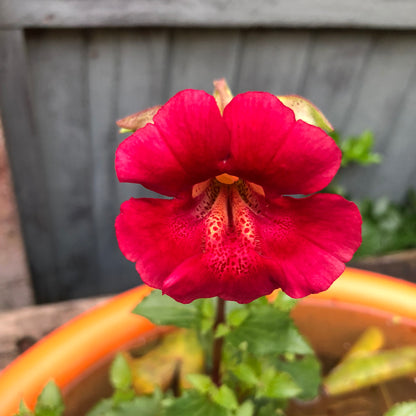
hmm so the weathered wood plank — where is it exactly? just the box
[299,31,374,129]
[0,296,108,370]
[237,30,311,94]
[2,0,416,29]
[0,30,56,303]
[167,29,242,94]
[87,30,126,293]
[338,32,416,200]
[369,63,416,200]
[88,29,170,293]
[0,121,33,310]
[26,30,98,300]
[351,249,416,284]
[115,29,170,210]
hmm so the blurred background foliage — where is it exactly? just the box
[330,130,416,258]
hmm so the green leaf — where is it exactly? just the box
[86,399,114,416]
[235,401,254,416]
[257,370,301,399]
[228,308,249,327]
[187,374,215,394]
[277,355,321,400]
[257,402,284,416]
[133,290,201,328]
[87,391,162,416]
[116,395,162,416]
[331,130,382,168]
[34,381,64,416]
[384,402,416,416]
[273,291,298,312]
[119,127,134,133]
[226,304,311,355]
[215,323,230,338]
[110,353,133,390]
[231,363,259,386]
[198,299,215,332]
[354,191,416,258]
[14,401,33,416]
[211,385,238,410]
[163,390,229,416]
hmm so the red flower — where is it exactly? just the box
[115,88,361,303]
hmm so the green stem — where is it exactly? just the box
[212,297,226,386]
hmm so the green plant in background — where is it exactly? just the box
[331,130,382,167]
[356,191,416,257]
[16,382,64,416]
[329,129,416,258]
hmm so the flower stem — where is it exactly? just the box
[212,297,226,386]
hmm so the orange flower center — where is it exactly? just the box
[215,173,239,185]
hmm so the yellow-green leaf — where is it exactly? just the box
[324,346,416,396]
[213,78,233,114]
[277,95,333,132]
[116,105,161,132]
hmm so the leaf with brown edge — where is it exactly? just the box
[277,95,334,132]
[116,105,161,132]
[126,329,204,395]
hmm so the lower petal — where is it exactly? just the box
[162,252,280,304]
[115,197,204,289]
[258,193,362,298]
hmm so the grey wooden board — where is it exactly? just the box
[236,30,312,95]
[3,0,416,29]
[115,29,170,205]
[0,30,57,302]
[373,64,416,201]
[338,32,416,199]
[167,29,242,95]
[87,29,129,293]
[88,29,170,292]
[298,31,374,130]
[3,27,416,302]
[26,30,98,300]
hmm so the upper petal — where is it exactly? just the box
[116,89,230,197]
[223,91,295,178]
[223,92,341,196]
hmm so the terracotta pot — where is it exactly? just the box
[1,268,416,416]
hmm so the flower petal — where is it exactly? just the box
[115,197,204,289]
[162,183,285,303]
[223,91,295,179]
[263,121,341,195]
[116,181,285,304]
[162,252,278,304]
[223,92,341,196]
[116,90,230,197]
[257,193,362,298]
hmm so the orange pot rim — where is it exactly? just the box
[1,267,416,415]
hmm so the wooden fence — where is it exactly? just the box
[1,1,416,302]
